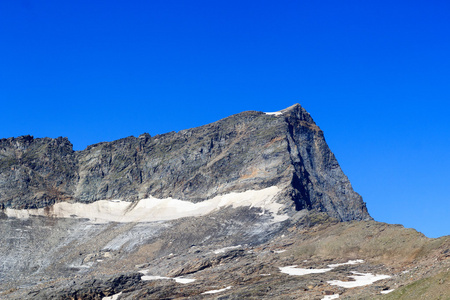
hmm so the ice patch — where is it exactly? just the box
[322,294,339,300]
[279,265,332,276]
[5,186,288,223]
[214,245,242,254]
[327,272,391,288]
[202,286,232,294]
[327,259,364,268]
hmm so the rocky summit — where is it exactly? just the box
[0,104,448,300]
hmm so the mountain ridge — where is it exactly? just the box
[0,104,448,299]
[0,103,370,222]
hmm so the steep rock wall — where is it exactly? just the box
[0,104,370,221]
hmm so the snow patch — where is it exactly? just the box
[327,259,364,268]
[141,275,169,281]
[5,186,287,223]
[327,272,391,288]
[202,286,232,294]
[139,270,195,284]
[322,294,339,300]
[102,292,122,300]
[174,277,196,284]
[381,289,395,294]
[274,249,286,254]
[214,245,242,254]
[265,111,282,116]
[279,265,332,276]
[140,275,195,284]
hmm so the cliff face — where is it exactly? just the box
[0,104,370,221]
[0,135,78,209]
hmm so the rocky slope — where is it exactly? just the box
[1,210,448,299]
[0,104,448,299]
[0,104,369,221]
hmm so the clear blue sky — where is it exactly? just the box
[1,0,449,237]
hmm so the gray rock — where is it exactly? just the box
[0,104,370,221]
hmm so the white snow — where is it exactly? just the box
[265,111,283,116]
[139,270,195,284]
[279,265,333,276]
[321,294,339,300]
[381,289,395,294]
[140,275,195,284]
[173,277,196,284]
[141,275,169,281]
[327,272,391,288]
[201,286,232,294]
[280,259,392,292]
[274,249,286,254]
[327,259,364,268]
[102,292,122,300]
[214,245,242,254]
[5,186,288,223]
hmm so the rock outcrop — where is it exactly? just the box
[0,104,370,221]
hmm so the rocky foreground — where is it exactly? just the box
[1,208,448,299]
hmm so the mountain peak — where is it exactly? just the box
[10,106,450,300]
[0,104,369,221]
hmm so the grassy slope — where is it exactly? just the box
[380,269,450,300]
[287,218,449,269]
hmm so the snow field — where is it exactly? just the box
[327,272,391,288]
[280,259,391,291]
[279,259,364,276]
[5,186,288,223]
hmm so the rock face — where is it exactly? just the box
[0,104,369,221]
[2,104,448,300]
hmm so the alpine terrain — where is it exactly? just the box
[0,104,448,299]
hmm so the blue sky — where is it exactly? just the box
[1,0,449,237]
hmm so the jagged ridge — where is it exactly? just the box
[0,104,370,221]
